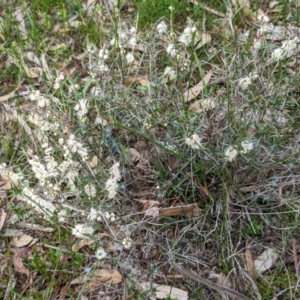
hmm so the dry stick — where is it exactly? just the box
[172,263,250,300]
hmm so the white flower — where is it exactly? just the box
[21,187,56,218]
[84,184,96,198]
[110,162,121,181]
[95,247,107,260]
[166,43,178,57]
[104,212,116,222]
[88,207,102,221]
[122,238,133,249]
[98,62,109,73]
[271,37,299,61]
[128,37,137,46]
[185,133,202,149]
[240,140,254,154]
[163,66,177,81]
[86,42,97,54]
[66,136,88,159]
[53,72,65,90]
[72,224,94,239]
[257,13,270,23]
[125,52,135,64]
[237,76,252,91]
[74,98,89,118]
[224,146,238,162]
[105,178,119,199]
[178,26,196,46]
[157,21,168,35]
[7,171,23,186]
[168,6,174,11]
[99,48,109,61]
[58,209,68,223]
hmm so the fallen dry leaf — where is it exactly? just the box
[71,269,123,291]
[0,89,17,102]
[125,76,154,87]
[72,239,95,252]
[0,210,7,231]
[183,69,213,102]
[195,32,212,50]
[139,282,188,300]
[158,203,201,218]
[245,247,255,279]
[89,155,98,168]
[124,148,141,165]
[13,247,33,277]
[11,234,34,248]
[254,248,278,274]
[189,98,216,113]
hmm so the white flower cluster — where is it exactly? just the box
[72,223,94,239]
[88,207,102,221]
[104,211,116,222]
[53,72,65,90]
[178,26,197,46]
[105,162,121,199]
[28,155,50,185]
[21,186,56,218]
[74,98,89,120]
[166,43,178,58]
[156,21,168,35]
[237,72,259,91]
[122,237,133,249]
[95,247,107,260]
[110,26,137,49]
[97,48,109,73]
[271,37,299,62]
[63,135,89,161]
[29,90,51,108]
[225,140,254,162]
[163,66,177,81]
[185,133,202,150]
[84,184,96,198]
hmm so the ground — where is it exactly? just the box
[1,0,300,299]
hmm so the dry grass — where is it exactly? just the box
[1,0,300,299]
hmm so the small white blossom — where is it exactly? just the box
[157,21,168,35]
[21,187,56,218]
[74,98,89,119]
[84,184,96,198]
[178,26,197,46]
[53,72,65,90]
[163,66,177,81]
[125,52,135,64]
[185,133,202,149]
[99,48,109,61]
[72,224,94,239]
[224,145,238,162]
[7,171,23,186]
[110,162,121,181]
[95,247,107,260]
[104,212,116,222]
[237,76,252,91]
[105,178,119,199]
[257,13,270,23]
[271,37,299,61]
[166,43,178,57]
[58,209,68,223]
[122,238,133,249]
[240,140,254,154]
[88,207,102,221]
